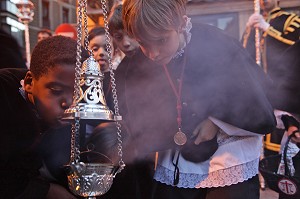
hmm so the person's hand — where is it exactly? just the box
[47,183,76,199]
[247,13,270,31]
[180,119,219,163]
[191,119,219,145]
[287,126,300,144]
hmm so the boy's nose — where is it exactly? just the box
[61,102,68,110]
[61,97,73,110]
[122,36,131,48]
[148,49,160,61]
[95,48,106,57]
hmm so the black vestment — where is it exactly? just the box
[116,23,276,156]
[0,68,50,198]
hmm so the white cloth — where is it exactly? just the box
[154,117,263,188]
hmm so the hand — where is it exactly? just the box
[47,183,76,199]
[192,119,219,145]
[247,13,270,31]
[287,126,300,144]
[180,119,219,163]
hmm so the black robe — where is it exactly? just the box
[0,68,50,198]
[244,8,300,76]
[116,23,276,156]
[267,40,300,115]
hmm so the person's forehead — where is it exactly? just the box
[43,64,74,78]
[113,29,126,35]
[137,29,173,42]
[90,35,106,43]
[90,35,113,47]
[38,32,50,37]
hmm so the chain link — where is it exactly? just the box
[70,0,85,163]
[101,0,125,170]
[70,0,124,169]
[83,0,93,55]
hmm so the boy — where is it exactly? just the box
[0,36,77,198]
[108,4,140,59]
[90,4,155,199]
[121,0,276,198]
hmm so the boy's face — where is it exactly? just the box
[89,34,114,72]
[24,64,75,128]
[137,29,180,66]
[112,30,139,57]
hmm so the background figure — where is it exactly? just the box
[243,0,300,71]
[243,0,300,156]
[108,4,140,58]
[0,28,27,69]
[37,28,52,43]
[120,0,276,199]
[88,26,115,72]
[87,26,117,110]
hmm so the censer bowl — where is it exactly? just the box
[66,162,120,198]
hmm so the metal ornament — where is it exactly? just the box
[253,0,266,190]
[254,0,261,66]
[67,161,119,198]
[64,0,125,198]
[63,55,114,121]
[174,130,187,146]
[16,0,34,67]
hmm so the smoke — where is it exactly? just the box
[115,23,276,164]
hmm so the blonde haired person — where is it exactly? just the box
[117,0,276,198]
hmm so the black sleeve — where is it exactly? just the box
[281,114,300,130]
[16,177,50,199]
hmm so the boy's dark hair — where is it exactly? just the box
[88,26,116,50]
[108,4,123,34]
[30,35,77,79]
[37,28,52,37]
[88,26,106,42]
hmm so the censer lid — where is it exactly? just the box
[63,55,114,122]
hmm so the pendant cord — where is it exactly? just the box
[163,55,187,130]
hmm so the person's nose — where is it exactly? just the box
[61,102,68,110]
[146,46,160,61]
[122,36,131,49]
[61,96,73,110]
[94,47,106,58]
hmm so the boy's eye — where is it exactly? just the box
[50,87,63,95]
[113,34,123,41]
[92,46,99,52]
[158,38,167,44]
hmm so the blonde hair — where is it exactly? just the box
[123,0,187,40]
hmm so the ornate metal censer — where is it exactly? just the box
[63,0,124,198]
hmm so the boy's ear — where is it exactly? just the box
[24,71,34,94]
[179,15,188,33]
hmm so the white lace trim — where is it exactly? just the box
[154,158,259,188]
